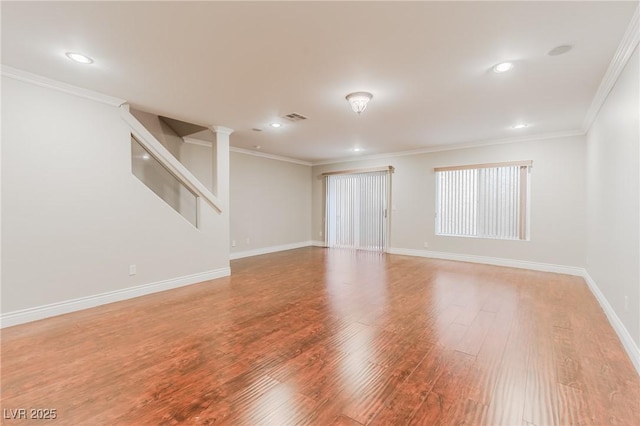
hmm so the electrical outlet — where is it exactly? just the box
[245,238,251,245]
[624,295,629,311]
[129,264,137,276]
[423,242,429,248]
[231,240,236,247]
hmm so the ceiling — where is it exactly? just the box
[2,1,637,163]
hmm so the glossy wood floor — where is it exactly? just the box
[2,248,638,425]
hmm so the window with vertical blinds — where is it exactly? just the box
[435,161,531,240]
[325,169,390,251]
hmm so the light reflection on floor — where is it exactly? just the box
[323,249,388,398]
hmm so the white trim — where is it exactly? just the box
[1,65,126,107]
[121,105,223,213]
[582,271,640,375]
[211,126,234,136]
[230,147,312,167]
[582,4,640,133]
[182,142,313,167]
[387,247,584,276]
[311,130,584,166]
[312,240,326,247]
[230,241,314,260]
[0,267,231,328]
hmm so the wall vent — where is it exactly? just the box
[283,113,308,122]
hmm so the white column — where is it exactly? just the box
[210,126,233,256]
[210,126,233,209]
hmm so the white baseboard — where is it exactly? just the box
[582,271,640,375]
[230,241,314,260]
[0,267,231,328]
[312,240,326,247]
[387,247,584,276]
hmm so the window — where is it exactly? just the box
[435,161,531,240]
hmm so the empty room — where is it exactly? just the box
[1,1,638,425]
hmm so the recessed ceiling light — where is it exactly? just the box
[142,154,150,160]
[493,62,514,73]
[511,123,528,129]
[65,52,94,64]
[351,148,363,152]
[270,123,282,128]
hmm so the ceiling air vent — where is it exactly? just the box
[283,113,308,122]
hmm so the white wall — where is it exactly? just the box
[1,76,229,314]
[230,152,312,255]
[170,145,313,256]
[312,135,587,268]
[586,46,639,348]
[181,142,213,192]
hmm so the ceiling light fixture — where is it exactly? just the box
[270,123,282,128]
[511,123,528,129]
[493,62,513,73]
[142,154,150,160]
[346,92,373,115]
[352,147,363,152]
[65,52,94,64]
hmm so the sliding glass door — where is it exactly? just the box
[325,170,390,252]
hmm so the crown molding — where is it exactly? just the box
[582,4,640,133]
[183,139,313,166]
[1,65,126,107]
[311,129,585,166]
[230,147,312,166]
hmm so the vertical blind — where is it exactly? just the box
[325,170,389,251]
[435,161,531,240]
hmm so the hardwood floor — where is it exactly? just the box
[1,247,638,425]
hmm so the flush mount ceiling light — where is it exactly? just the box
[351,147,363,152]
[511,123,529,129]
[345,92,373,115]
[65,52,94,64]
[142,154,150,160]
[270,123,282,128]
[493,62,513,73]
